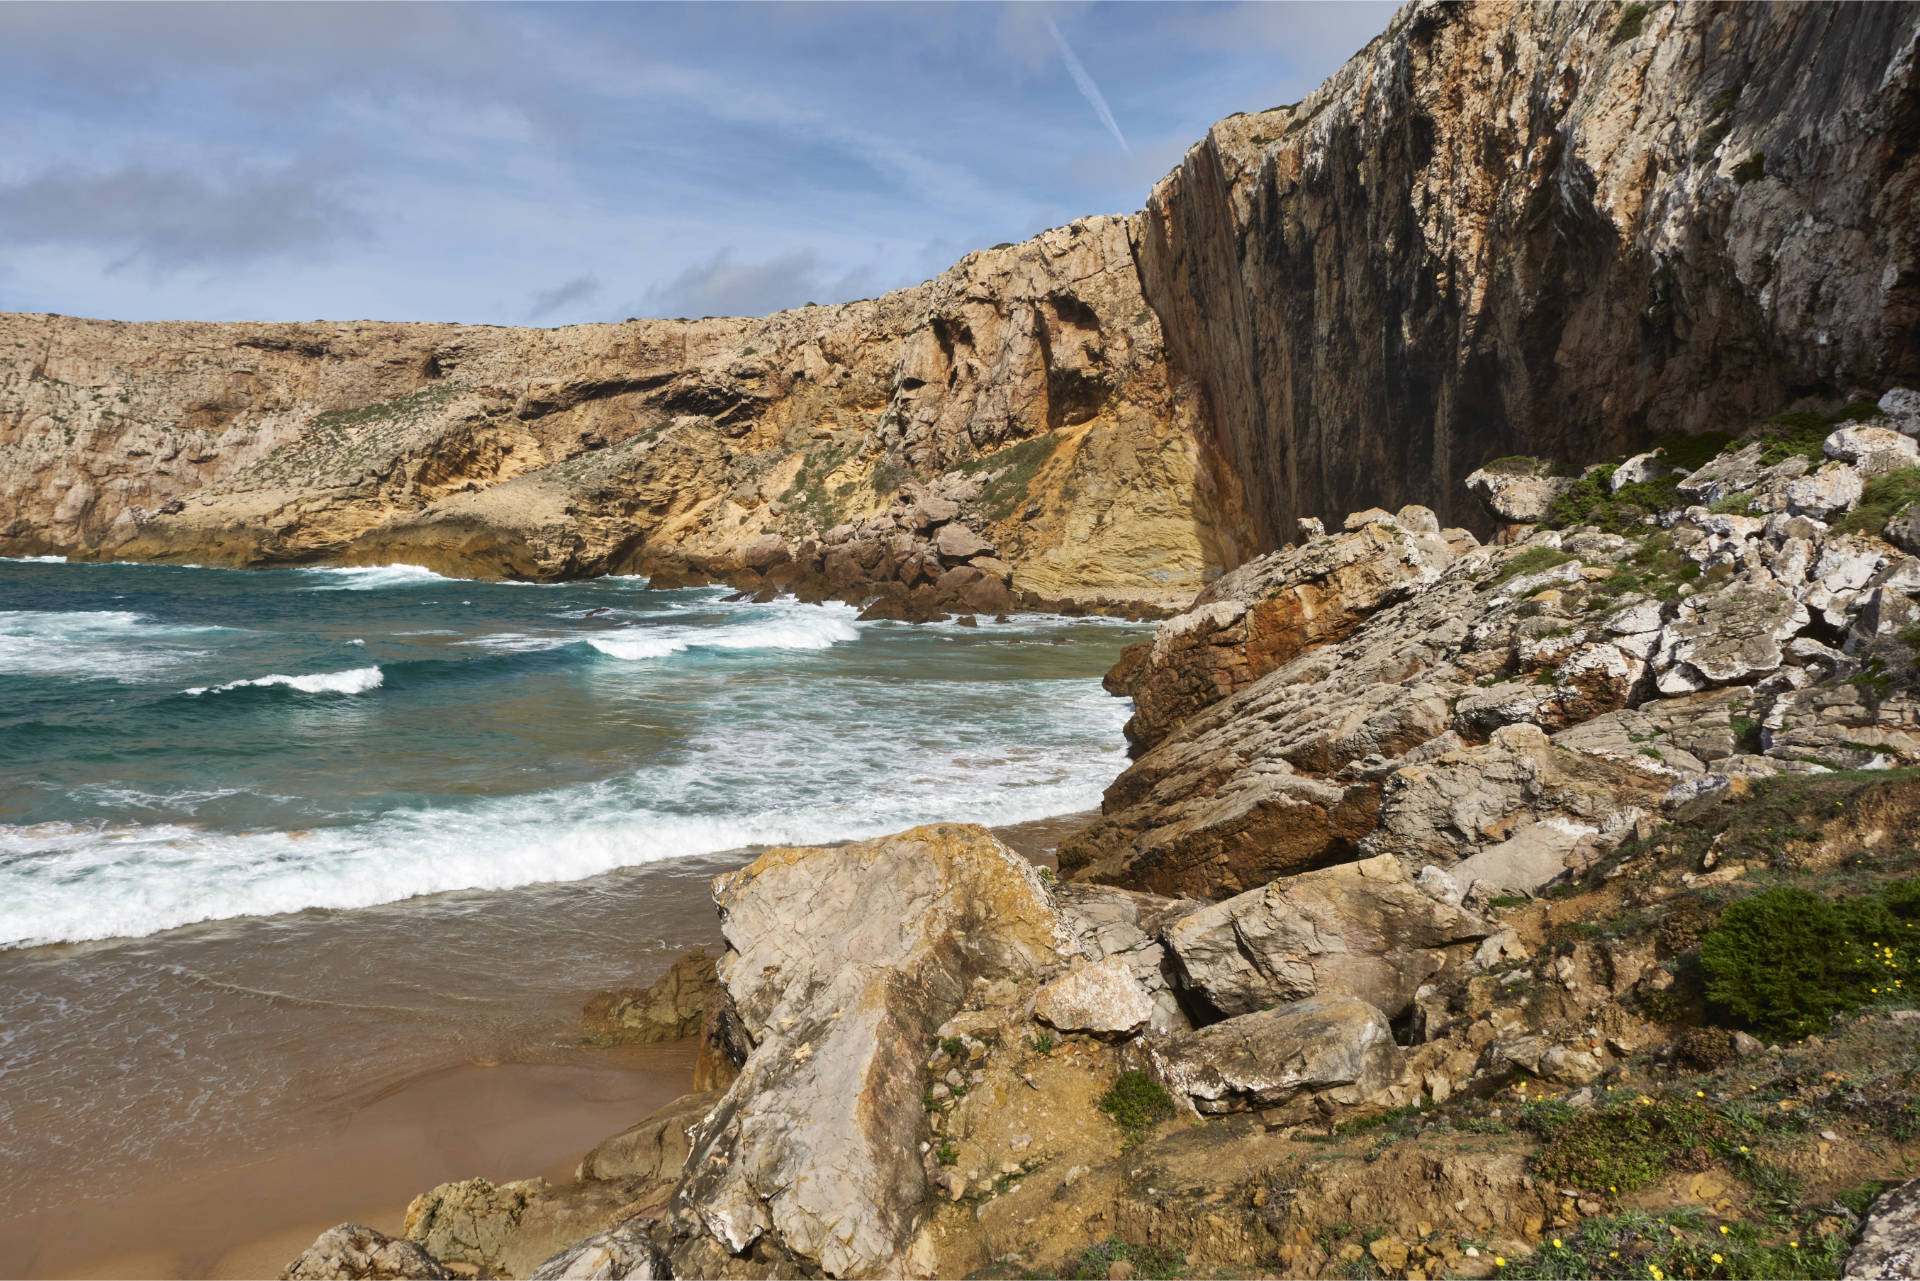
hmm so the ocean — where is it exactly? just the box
[0,557,1147,1273]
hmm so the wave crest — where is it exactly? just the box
[185,666,384,696]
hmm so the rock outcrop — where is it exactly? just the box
[1145,994,1407,1117]
[1847,1177,1920,1280]
[1163,854,1489,1020]
[11,5,1918,609]
[281,1224,451,1281]
[666,825,1077,1278]
[581,950,720,1046]
[1135,1,1920,543]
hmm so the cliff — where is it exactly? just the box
[1138,0,1920,544]
[8,3,1917,602]
[1,219,1231,614]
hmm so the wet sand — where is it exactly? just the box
[9,1042,699,1280]
[0,813,1093,1280]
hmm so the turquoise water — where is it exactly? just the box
[0,558,1145,949]
[0,557,1148,1233]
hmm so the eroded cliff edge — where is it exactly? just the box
[7,1,1917,603]
[1,218,1230,614]
[1139,0,1920,544]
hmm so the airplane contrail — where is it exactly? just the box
[1046,18,1129,154]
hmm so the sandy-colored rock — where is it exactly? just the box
[1164,855,1489,1020]
[1032,956,1157,1036]
[580,949,718,1046]
[578,1090,721,1184]
[1147,995,1406,1116]
[0,215,1229,615]
[1847,1177,1920,1279]
[1463,461,1575,524]
[403,1177,543,1270]
[1827,425,1920,478]
[1368,724,1663,869]
[669,824,1075,1279]
[1110,518,1455,750]
[282,1225,452,1280]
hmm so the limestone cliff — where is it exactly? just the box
[1,218,1228,612]
[1137,0,1920,545]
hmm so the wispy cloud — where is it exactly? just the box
[641,249,877,320]
[0,2,1393,323]
[0,163,360,273]
[526,274,601,321]
[1047,18,1129,154]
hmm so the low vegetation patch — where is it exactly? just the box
[1097,1070,1177,1143]
[1753,402,1884,467]
[954,434,1061,522]
[1833,465,1920,536]
[1699,880,1920,1039]
[1488,546,1576,587]
[1521,1095,1755,1194]
[1610,2,1649,45]
[1060,1238,1186,1281]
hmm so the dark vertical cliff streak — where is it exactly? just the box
[1135,0,1920,546]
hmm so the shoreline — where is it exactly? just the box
[2,810,1096,1281]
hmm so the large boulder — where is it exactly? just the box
[668,824,1074,1279]
[581,950,720,1045]
[1110,516,1455,751]
[281,1225,451,1280]
[1366,724,1662,878]
[403,1178,542,1272]
[579,1090,723,1184]
[529,1222,670,1281]
[1163,855,1490,1020]
[1846,1176,1920,1279]
[1031,955,1156,1036]
[1652,581,1810,694]
[1146,995,1407,1117]
[1463,459,1577,523]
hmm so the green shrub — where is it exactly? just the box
[1097,1070,1177,1141]
[1834,466,1920,536]
[1698,882,1920,1038]
[1733,153,1766,184]
[1755,402,1885,466]
[1651,430,1738,472]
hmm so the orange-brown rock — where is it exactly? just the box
[1108,508,1460,751]
[1,218,1235,615]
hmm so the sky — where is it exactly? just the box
[0,1,1396,326]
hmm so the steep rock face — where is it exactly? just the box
[1134,0,1920,544]
[1,217,1232,610]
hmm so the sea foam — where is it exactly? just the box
[0,610,234,680]
[0,676,1130,949]
[298,564,451,590]
[586,604,861,661]
[185,666,384,696]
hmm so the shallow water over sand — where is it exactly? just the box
[0,558,1142,1275]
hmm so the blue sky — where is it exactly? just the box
[0,2,1394,326]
